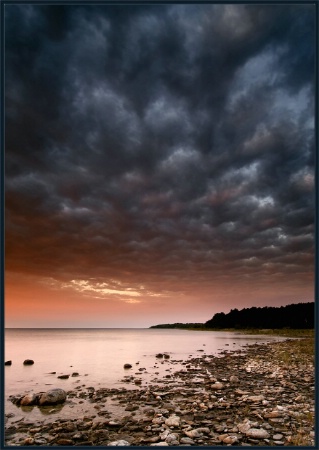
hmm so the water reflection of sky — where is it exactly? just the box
[5,329,288,424]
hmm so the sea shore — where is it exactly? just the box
[5,336,315,446]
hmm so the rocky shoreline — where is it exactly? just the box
[5,338,315,446]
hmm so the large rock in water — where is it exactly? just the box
[38,388,67,406]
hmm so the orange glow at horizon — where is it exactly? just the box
[5,270,314,328]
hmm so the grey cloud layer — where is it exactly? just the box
[5,4,315,293]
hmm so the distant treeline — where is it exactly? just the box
[149,323,205,329]
[205,302,314,329]
[150,302,314,329]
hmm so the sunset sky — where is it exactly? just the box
[5,3,315,328]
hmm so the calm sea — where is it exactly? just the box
[4,328,287,422]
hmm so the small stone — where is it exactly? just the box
[5,360,12,366]
[246,428,270,439]
[56,438,74,445]
[150,443,169,446]
[108,440,130,446]
[211,382,224,390]
[185,429,202,438]
[247,395,264,402]
[124,364,132,369]
[108,421,121,427]
[23,359,34,365]
[229,375,239,383]
[237,419,252,434]
[223,435,239,444]
[34,438,47,445]
[166,433,179,443]
[57,374,69,379]
[273,434,284,440]
[180,437,195,444]
[165,415,181,427]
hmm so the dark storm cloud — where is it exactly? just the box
[5,3,315,294]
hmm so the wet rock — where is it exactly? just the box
[23,359,34,365]
[20,393,39,406]
[38,388,67,406]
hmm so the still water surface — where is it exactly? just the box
[5,328,287,422]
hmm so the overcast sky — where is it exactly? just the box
[5,3,315,327]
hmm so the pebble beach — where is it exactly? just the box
[5,336,315,446]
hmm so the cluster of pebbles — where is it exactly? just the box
[5,339,315,446]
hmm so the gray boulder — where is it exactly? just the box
[38,388,67,406]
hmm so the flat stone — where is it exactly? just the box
[246,428,270,439]
[247,395,264,402]
[180,437,195,444]
[108,440,130,446]
[211,382,224,390]
[273,434,284,440]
